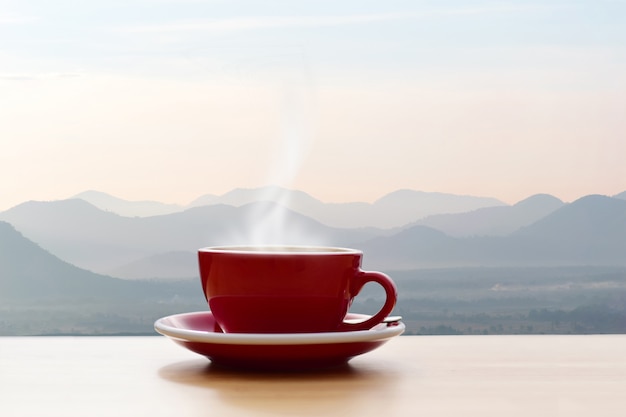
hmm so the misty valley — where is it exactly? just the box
[2,266,625,336]
[1,187,625,336]
[356,266,626,335]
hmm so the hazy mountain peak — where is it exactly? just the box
[216,186,321,207]
[5,198,104,216]
[515,194,626,240]
[368,189,506,229]
[375,189,504,205]
[73,189,119,201]
[413,193,564,238]
[186,193,219,207]
[571,194,618,206]
[513,193,563,208]
[374,188,424,203]
[72,190,183,217]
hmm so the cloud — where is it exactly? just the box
[0,72,83,81]
[116,5,557,34]
[117,14,405,34]
[0,74,36,81]
[0,12,39,25]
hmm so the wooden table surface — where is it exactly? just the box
[2,335,626,417]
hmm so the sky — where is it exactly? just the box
[1,0,625,210]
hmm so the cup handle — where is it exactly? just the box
[337,270,398,332]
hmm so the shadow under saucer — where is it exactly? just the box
[158,358,402,416]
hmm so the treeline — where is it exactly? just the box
[527,305,626,334]
[396,304,626,335]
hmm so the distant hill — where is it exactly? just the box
[614,190,626,200]
[73,186,506,229]
[414,194,564,237]
[360,195,626,270]
[359,226,461,270]
[72,190,184,217]
[107,251,197,279]
[0,199,152,272]
[0,220,100,299]
[512,194,626,262]
[0,221,208,335]
[188,186,318,209]
[0,221,195,301]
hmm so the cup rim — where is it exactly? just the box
[198,245,362,255]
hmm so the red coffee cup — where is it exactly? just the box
[198,246,397,333]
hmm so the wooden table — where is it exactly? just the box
[2,335,625,416]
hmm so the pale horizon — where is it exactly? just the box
[2,1,625,211]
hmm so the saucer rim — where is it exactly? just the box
[154,311,405,346]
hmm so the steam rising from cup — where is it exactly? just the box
[220,52,322,246]
[247,78,313,243]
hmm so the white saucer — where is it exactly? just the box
[155,311,404,370]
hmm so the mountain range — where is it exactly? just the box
[0,199,385,277]
[413,194,565,237]
[72,187,506,229]
[1,188,625,280]
[361,195,626,269]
